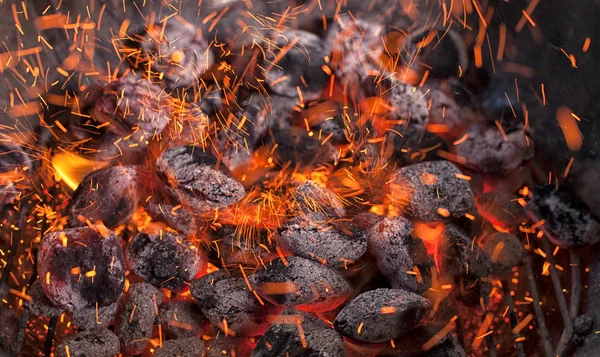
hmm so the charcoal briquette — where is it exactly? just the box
[128,231,206,292]
[265,125,338,168]
[251,308,346,357]
[55,329,120,357]
[158,299,207,339]
[366,217,433,293]
[438,224,490,279]
[291,181,346,218]
[212,225,274,268]
[249,256,353,312]
[25,280,65,318]
[416,336,467,357]
[153,337,206,357]
[156,145,246,213]
[71,300,119,330]
[117,282,164,355]
[481,232,524,278]
[0,142,31,205]
[37,227,125,312]
[207,336,254,357]
[391,161,475,220]
[69,166,138,229]
[190,271,281,336]
[529,184,600,248]
[333,288,431,343]
[388,82,430,126]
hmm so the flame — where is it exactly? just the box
[51,152,107,190]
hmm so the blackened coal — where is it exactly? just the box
[211,225,273,268]
[55,329,120,357]
[265,125,338,168]
[249,256,353,312]
[117,282,164,355]
[156,146,245,213]
[454,125,534,175]
[481,232,524,278]
[529,184,600,248]
[292,181,346,218]
[333,288,431,343]
[37,227,125,312]
[25,280,65,318]
[388,82,430,126]
[71,300,119,330]
[128,231,205,292]
[153,337,205,357]
[190,271,280,336]
[69,166,138,229]
[207,336,254,357]
[251,308,346,357]
[135,18,214,90]
[574,315,594,346]
[391,161,475,220]
[158,299,206,339]
[143,184,197,237]
[0,142,31,205]
[418,336,467,357]
[438,224,490,279]
[263,30,328,101]
[367,217,433,293]
[299,101,352,146]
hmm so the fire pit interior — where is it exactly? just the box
[0,0,599,356]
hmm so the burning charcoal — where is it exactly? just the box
[249,256,353,312]
[143,185,197,237]
[390,161,475,220]
[69,166,138,229]
[153,337,205,357]
[25,280,65,318]
[212,225,274,268]
[299,101,353,146]
[89,75,171,142]
[0,142,31,205]
[37,227,125,312]
[529,184,600,248]
[134,18,214,90]
[333,288,431,343]
[292,181,345,218]
[263,30,328,101]
[388,82,429,126]
[127,231,206,292]
[158,299,207,339]
[156,146,245,213]
[265,124,338,168]
[251,308,346,357]
[481,232,524,278]
[117,282,164,355]
[366,217,433,293]
[454,125,534,175]
[418,336,467,357]
[207,336,253,357]
[190,271,280,336]
[55,329,120,357]
[425,86,483,138]
[438,224,490,279]
[71,301,119,330]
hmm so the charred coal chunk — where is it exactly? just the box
[207,336,254,357]
[55,329,120,357]
[153,337,205,357]
[454,125,534,175]
[252,308,346,357]
[133,18,214,91]
[264,124,338,168]
[128,231,205,292]
[366,217,433,293]
[25,280,65,318]
[299,101,353,146]
[190,271,280,336]
[388,82,429,126]
[117,283,164,355]
[391,161,475,220]
[71,300,119,330]
[333,288,431,343]
[143,183,197,237]
[249,256,353,312]
[263,30,328,101]
[0,142,31,205]
[417,336,467,357]
[481,232,524,278]
[291,181,346,218]
[159,299,207,339]
[69,166,138,229]
[37,227,125,312]
[156,146,245,213]
[529,184,600,248]
[211,225,274,268]
[424,85,483,138]
[89,75,171,142]
[574,315,594,346]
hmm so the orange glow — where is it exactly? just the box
[556,106,583,151]
[51,151,107,190]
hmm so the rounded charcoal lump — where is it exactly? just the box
[419,336,467,357]
[156,146,246,213]
[249,256,353,312]
[153,337,206,357]
[366,217,433,293]
[388,82,430,126]
[159,299,207,339]
[207,336,254,357]
[190,271,280,336]
[391,161,475,220]
[292,181,346,218]
[529,184,600,248]
[212,225,274,268]
[481,232,524,278]
[71,300,119,330]
[37,227,125,312]
[333,288,431,343]
[263,30,328,101]
[438,224,490,279]
[25,280,65,318]
[251,308,346,357]
[55,329,120,357]
[117,283,164,355]
[127,231,205,292]
[69,166,138,229]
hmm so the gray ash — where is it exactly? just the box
[55,329,120,357]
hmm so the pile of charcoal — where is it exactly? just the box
[4,1,600,357]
